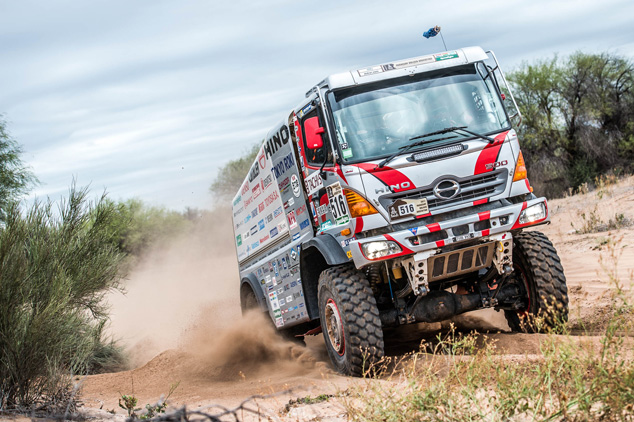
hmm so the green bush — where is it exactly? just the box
[0,185,126,411]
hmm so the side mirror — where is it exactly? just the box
[304,116,324,150]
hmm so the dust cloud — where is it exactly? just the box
[106,208,243,367]
[105,207,326,380]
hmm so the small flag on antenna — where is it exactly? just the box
[423,26,441,39]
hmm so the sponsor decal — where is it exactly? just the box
[304,171,324,196]
[275,317,284,327]
[232,195,242,206]
[291,174,301,197]
[251,241,259,249]
[272,152,296,179]
[409,227,419,235]
[248,160,260,183]
[266,213,273,223]
[316,204,329,216]
[290,247,298,261]
[244,196,253,207]
[278,221,288,232]
[258,150,266,169]
[286,295,293,303]
[235,220,243,229]
[272,261,279,277]
[252,183,261,199]
[258,202,265,213]
[264,125,291,159]
[236,234,242,246]
[319,220,333,231]
[233,207,243,217]
[262,174,273,189]
[281,257,287,269]
[270,227,279,238]
[241,181,250,196]
[347,250,353,258]
[244,214,251,224]
[251,208,258,218]
[296,204,307,215]
[258,219,265,230]
[278,176,290,194]
[279,298,285,306]
[291,281,297,288]
[259,235,269,243]
[250,225,258,235]
[287,211,298,229]
[292,232,301,241]
[434,51,459,61]
[243,230,250,240]
[273,206,283,218]
[264,190,279,207]
[340,237,355,247]
[299,219,310,230]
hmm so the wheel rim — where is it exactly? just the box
[325,299,345,356]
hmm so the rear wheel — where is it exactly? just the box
[504,231,568,332]
[318,265,384,376]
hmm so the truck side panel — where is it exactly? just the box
[232,115,314,329]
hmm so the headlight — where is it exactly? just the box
[361,240,402,260]
[519,203,546,224]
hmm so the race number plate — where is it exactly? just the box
[326,182,350,225]
[388,198,429,219]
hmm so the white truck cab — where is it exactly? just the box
[232,47,568,376]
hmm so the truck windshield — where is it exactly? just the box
[327,64,509,163]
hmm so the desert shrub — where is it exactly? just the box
[508,52,634,197]
[0,185,126,411]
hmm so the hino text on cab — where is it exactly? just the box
[231,46,568,376]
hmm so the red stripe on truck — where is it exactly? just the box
[351,163,415,192]
[474,131,508,175]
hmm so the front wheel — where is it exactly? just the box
[318,265,384,376]
[504,231,569,332]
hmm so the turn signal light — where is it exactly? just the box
[513,151,528,182]
[344,189,378,218]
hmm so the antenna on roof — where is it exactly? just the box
[423,25,447,51]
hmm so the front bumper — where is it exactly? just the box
[349,197,548,268]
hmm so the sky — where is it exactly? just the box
[1,0,633,211]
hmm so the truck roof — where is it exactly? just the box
[315,46,488,93]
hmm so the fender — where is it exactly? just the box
[302,234,350,266]
[240,273,267,313]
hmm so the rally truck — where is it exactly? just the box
[231,46,568,376]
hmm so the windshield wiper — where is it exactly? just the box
[410,126,496,143]
[377,126,496,169]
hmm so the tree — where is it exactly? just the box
[209,143,260,201]
[0,117,37,219]
[508,52,634,196]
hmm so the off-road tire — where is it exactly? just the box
[241,284,305,344]
[240,285,260,315]
[318,264,384,376]
[505,231,568,333]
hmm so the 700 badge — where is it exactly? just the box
[326,182,350,225]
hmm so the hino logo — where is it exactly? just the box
[374,181,412,194]
[433,180,460,200]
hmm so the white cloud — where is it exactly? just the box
[1,0,633,210]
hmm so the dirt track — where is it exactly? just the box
[80,177,634,421]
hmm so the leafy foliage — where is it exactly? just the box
[209,143,259,201]
[0,117,37,220]
[508,52,634,196]
[0,185,126,410]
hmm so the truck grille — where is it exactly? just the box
[379,169,507,219]
[429,242,495,282]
